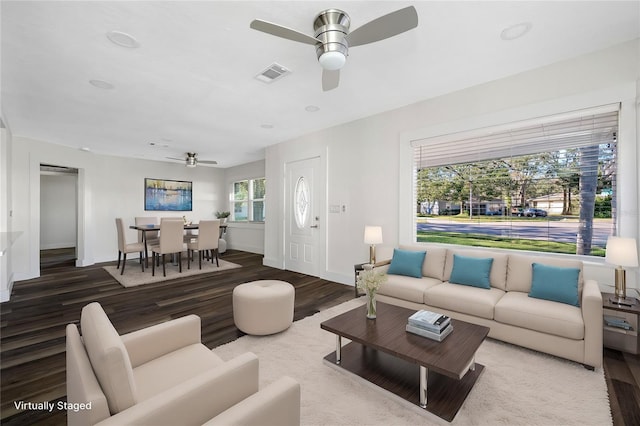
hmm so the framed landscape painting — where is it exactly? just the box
[144,178,192,211]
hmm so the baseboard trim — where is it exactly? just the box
[263,256,283,269]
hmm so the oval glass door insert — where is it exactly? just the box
[294,176,309,229]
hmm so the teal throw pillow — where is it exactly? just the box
[449,254,493,289]
[387,249,426,278]
[529,263,580,307]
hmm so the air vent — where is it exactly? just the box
[255,63,291,83]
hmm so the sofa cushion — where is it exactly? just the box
[80,302,137,414]
[387,249,426,278]
[133,344,224,402]
[425,282,505,320]
[399,245,447,281]
[449,254,493,289]
[378,275,441,304]
[495,292,584,340]
[444,249,508,291]
[529,263,580,306]
[506,254,584,296]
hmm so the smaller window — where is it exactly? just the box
[231,178,266,222]
[232,181,249,221]
[252,178,266,222]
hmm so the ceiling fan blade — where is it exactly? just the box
[166,157,184,161]
[322,69,340,92]
[250,19,320,45]
[198,160,218,165]
[345,6,418,48]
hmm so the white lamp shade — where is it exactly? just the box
[318,51,346,71]
[364,226,383,245]
[605,236,639,267]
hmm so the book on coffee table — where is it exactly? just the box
[406,322,454,342]
[408,310,450,332]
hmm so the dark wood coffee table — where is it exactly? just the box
[320,302,489,422]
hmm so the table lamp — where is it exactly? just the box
[605,236,639,305]
[364,226,383,265]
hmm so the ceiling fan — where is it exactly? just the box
[166,152,218,168]
[250,6,418,91]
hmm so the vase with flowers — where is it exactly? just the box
[356,266,387,319]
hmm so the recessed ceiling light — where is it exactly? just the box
[80,147,91,152]
[500,22,533,41]
[106,30,140,48]
[89,79,114,90]
[261,124,274,129]
[305,105,320,112]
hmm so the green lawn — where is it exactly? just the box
[417,230,606,257]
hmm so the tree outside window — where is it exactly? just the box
[232,181,248,221]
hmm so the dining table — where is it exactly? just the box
[130,222,227,268]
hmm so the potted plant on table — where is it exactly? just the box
[356,266,388,319]
[215,211,231,224]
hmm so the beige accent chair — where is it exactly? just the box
[188,220,220,269]
[148,218,185,277]
[115,218,145,275]
[66,302,301,426]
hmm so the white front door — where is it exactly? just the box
[285,157,320,276]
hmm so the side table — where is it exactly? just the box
[602,292,639,354]
[354,263,366,298]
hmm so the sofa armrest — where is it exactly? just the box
[371,260,391,274]
[66,324,112,426]
[121,315,202,367]
[96,352,260,426]
[581,279,603,368]
[203,376,301,426]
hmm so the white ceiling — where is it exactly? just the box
[2,1,639,168]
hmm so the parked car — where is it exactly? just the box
[523,208,548,217]
[510,208,524,217]
[485,209,503,216]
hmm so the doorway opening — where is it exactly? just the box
[40,164,78,269]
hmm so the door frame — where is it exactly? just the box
[282,155,326,278]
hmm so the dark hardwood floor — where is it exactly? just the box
[1,249,639,425]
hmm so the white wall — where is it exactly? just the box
[10,136,227,282]
[1,118,15,302]
[265,39,640,290]
[40,173,77,250]
[223,160,265,254]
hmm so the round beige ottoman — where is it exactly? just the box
[233,280,295,335]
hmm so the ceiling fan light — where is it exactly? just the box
[319,51,346,70]
[186,157,197,167]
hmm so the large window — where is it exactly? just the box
[413,106,618,257]
[232,178,266,222]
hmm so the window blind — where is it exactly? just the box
[413,104,619,169]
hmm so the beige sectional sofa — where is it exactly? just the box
[373,244,603,369]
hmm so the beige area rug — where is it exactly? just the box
[104,258,241,287]
[213,298,612,426]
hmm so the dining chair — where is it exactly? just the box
[187,220,220,269]
[134,216,159,266]
[115,218,145,275]
[134,216,159,244]
[148,218,185,277]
